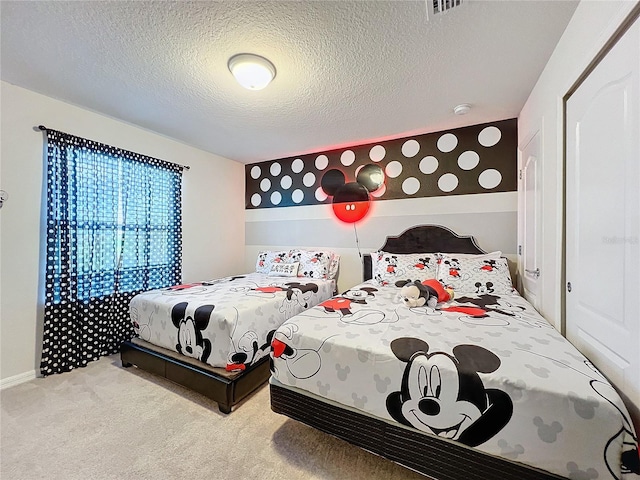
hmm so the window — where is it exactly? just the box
[41,128,184,375]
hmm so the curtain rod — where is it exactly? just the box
[37,125,190,171]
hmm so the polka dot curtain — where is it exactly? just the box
[245,119,517,209]
[40,129,183,376]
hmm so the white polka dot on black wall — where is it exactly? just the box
[437,133,458,153]
[419,156,439,175]
[303,172,316,187]
[292,158,304,173]
[270,162,281,176]
[271,191,282,205]
[478,169,502,189]
[371,184,386,197]
[251,165,261,179]
[385,161,403,178]
[315,186,328,202]
[369,145,386,162]
[260,178,271,192]
[478,126,502,147]
[341,150,356,166]
[281,175,292,189]
[402,139,420,158]
[251,193,261,206]
[292,189,304,203]
[315,155,329,170]
[438,173,459,192]
[458,151,480,170]
[402,177,420,195]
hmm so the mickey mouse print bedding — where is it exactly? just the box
[270,279,639,479]
[129,271,336,372]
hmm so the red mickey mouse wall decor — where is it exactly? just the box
[321,164,385,223]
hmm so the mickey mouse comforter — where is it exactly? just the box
[129,273,335,371]
[270,281,639,480]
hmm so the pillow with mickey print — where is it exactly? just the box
[372,251,438,285]
[267,262,300,277]
[290,250,334,279]
[255,250,291,274]
[437,254,514,294]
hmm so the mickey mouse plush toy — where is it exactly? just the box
[396,279,454,309]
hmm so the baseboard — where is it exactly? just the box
[0,370,38,390]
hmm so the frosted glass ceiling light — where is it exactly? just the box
[228,54,276,90]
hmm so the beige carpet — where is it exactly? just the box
[0,355,426,480]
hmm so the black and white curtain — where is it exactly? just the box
[40,129,183,375]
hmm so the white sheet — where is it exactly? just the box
[130,272,335,371]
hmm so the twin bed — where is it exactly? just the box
[120,225,639,480]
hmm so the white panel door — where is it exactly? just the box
[520,132,542,309]
[566,17,640,407]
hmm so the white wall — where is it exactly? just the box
[518,0,638,330]
[0,82,245,383]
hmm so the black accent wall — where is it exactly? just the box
[245,118,517,210]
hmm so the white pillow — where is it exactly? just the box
[268,262,300,277]
[255,250,291,274]
[327,253,340,280]
[372,251,438,285]
[437,255,513,294]
[290,250,333,279]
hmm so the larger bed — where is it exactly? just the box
[269,225,639,480]
[121,249,338,413]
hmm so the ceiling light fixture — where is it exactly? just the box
[228,53,276,91]
[453,103,472,115]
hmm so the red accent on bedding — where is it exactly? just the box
[441,306,487,317]
[226,363,246,372]
[272,339,287,358]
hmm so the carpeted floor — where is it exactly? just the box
[0,355,426,480]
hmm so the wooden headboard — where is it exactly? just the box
[363,225,486,281]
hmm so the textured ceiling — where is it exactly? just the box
[1,1,578,164]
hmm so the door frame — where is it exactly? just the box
[518,127,542,310]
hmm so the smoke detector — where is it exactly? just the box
[453,103,472,115]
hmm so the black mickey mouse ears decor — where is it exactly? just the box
[356,164,385,192]
[321,164,385,223]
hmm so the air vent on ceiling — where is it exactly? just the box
[427,0,463,18]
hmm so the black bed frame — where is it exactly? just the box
[270,225,565,480]
[121,338,270,414]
